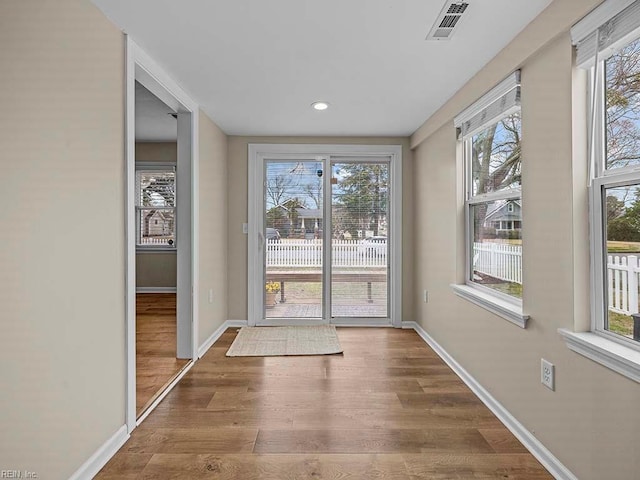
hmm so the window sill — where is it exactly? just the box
[558,329,640,384]
[450,284,529,328]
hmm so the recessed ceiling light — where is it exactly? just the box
[311,101,329,111]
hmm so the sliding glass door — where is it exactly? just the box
[248,144,401,327]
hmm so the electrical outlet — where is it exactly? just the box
[541,359,555,391]
[208,289,214,304]
[423,290,428,303]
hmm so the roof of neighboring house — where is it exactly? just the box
[145,210,172,221]
[484,200,522,221]
[296,208,322,219]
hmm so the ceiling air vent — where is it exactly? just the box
[426,1,469,41]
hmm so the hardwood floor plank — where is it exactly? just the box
[325,365,451,379]
[478,428,531,453]
[245,377,424,393]
[253,428,494,454]
[398,392,485,409]
[138,454,413,480]
[93,453,153,480]
[403,453,554,479]
[207,391,403,411]
[122,428,258,454]
[139,408,294,429]
[292,407,504,430]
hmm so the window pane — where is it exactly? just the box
[605,38,640,170]
[137,170,176,207]
[138,208,175,246]
[604,185,640,342]
[470,200,522,299]
[331,162,389,318]
[471,113,521,196]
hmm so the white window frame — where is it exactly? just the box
[451,71,529,328]
[135,162,177,251]
[588,36,640,351]
[559,0,640,384]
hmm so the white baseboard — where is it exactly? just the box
[197,319,248,358]
[136,287,177,293]
[402,321,577,480]
[68,425,128,480]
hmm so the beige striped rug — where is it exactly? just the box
[226,325,343,357]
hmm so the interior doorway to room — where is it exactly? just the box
[133,82,189,417]
[126,40,198,429]
[248,145,402,327]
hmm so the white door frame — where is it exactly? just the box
[247,143,402,328]
[125,36,200,432]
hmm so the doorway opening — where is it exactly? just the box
[133,82,189,416]
[248,144,402,327]
[126,38,199,430]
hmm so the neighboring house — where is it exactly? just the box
[484,200,522,232]
[296,207,322,232]
[143,210,174,237]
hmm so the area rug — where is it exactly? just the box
[226,325,343,357]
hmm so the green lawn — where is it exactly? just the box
[478,281,523,298]
[608,311,634,337]
[607,241,640,253]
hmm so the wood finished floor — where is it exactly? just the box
[99,327,553,479]
[137,293,189,416]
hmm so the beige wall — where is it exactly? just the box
[136,253,177,288]
[411,1,640,478]
[0,0,126,478]
[198,111,229,345]
[227,136,413,321]
[135,142,178,289]
[136,142,177,163]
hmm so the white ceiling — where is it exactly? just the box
[94,0,552,137]
[135,81,177,142]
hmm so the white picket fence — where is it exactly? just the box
[608,255,640,315]
[265,239,387,268]
[472,242,523,285]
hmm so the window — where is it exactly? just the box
[451,72,526,327]
[587,29,640,347]
[459,72,523,301]
[135,165,176,248]
[561,0,640,383]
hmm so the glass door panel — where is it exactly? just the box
[264,160,323,319]
[330,161,389,318]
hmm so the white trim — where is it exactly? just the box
[136,361,194,425]
[136,287,177,293]
[451,284,529,328]
[558,329,640,383]
[124,36,137,433]
[198,320,248,358]
[403,321,578,480]
[68,425,129,480]
[190,109,200,361]
[247,144,402,327]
